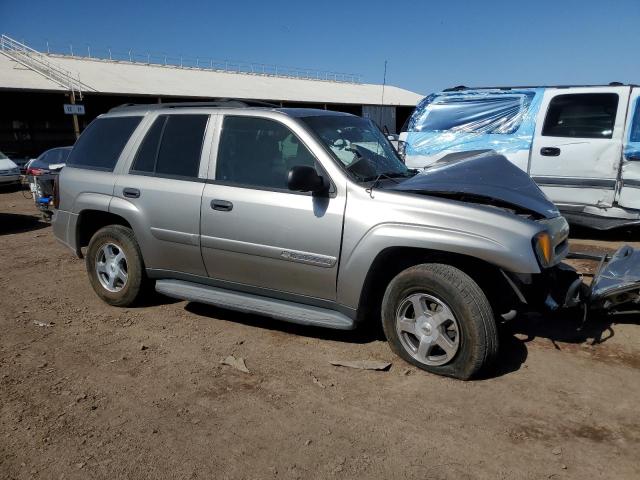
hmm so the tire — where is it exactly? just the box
[85,225,147,307]
[381,263,498,380]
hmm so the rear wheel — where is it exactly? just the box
[85,225,147,307]
[382,263,498,380]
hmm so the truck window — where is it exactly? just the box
[542,93,618,139]
[66,116,142,171]
[409,93,534,134]
[630,99,640,143]
[130,114,208,179]
[215,116,316,190]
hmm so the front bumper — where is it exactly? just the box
[588,245,640,309]
[504,245,640,312]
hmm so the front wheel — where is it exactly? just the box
[381,263,498,380]
[85,225,147,307]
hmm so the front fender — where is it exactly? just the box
[336,222,542,309]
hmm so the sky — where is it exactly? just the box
[1,0,639,95]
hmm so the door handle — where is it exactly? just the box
[540,147,561,157]
[123,187,140,198]
[211,199,233,211]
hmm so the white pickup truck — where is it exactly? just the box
[399,84,640,230]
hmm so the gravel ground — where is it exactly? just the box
[1,186,639,480]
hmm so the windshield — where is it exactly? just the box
[300,115,410,181]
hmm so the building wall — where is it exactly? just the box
[0,90,409,159]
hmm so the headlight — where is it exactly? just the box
[533,231,553,268]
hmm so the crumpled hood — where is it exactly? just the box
[386,150,560,218]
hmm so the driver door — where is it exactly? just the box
[200,114,346,301]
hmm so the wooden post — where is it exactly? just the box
[70,92,80,140]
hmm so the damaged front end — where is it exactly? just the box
[385,150,640,316]
[588,245,640,310]
[504,245,640,316]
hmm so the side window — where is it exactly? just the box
[131,116,165,173]
[542,93,619,139]
[629,99,640,143]
[67,116,142,171]
[410,93,534,134]
[130,114,208,179]
[49,148,69,165]
[216,116,316,189]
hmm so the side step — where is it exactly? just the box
[155,279,355,330]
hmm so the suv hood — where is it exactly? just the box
[386,150,560,219]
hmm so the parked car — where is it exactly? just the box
[26,146,72,219]
[399,84,640,230]
[0,151,21,186]
[51,101,638,380]
[8,156,31,175]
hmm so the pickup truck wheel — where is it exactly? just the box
[85,225,146,307]
[382,263,498,380]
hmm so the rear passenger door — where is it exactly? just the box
[112,113,212,276]
[529,87,630,208]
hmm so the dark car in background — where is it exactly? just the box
[26,146,73,220]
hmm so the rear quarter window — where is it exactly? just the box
[66,116,142,171]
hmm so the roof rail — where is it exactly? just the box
[443,85,468,92]
[109,98,279,112]
[443,83,639,92]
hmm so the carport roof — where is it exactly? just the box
[0,53,423,106]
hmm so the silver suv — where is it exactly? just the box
[52,101,573,379]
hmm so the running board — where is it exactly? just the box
[155,279,355,330]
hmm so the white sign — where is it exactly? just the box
[63,104,85,115]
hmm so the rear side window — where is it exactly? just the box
[542,93,618,139]
[131,114,208,179]
[410,93,534,134]
[66,117,142,171]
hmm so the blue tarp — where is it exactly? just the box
[405,88,544,157]
[624,97,640,160]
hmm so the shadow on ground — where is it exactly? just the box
[0,212,48,235]
[495,308,640,372]
[184,300,640,377]
[570,224,640,242]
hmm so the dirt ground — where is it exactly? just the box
[1,185,639,480]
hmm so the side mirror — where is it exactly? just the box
[287,165,326,193]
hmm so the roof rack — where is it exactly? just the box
[109,98,278,112]
[442,83,639,92]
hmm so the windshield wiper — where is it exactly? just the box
[365,172,403,198]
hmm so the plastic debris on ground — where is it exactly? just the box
[329,360,391,371]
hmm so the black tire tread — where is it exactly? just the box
[85,225,147,307]
[382,263,498,379]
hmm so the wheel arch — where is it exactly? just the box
[354,246,518,325]
[75,210,133,258]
